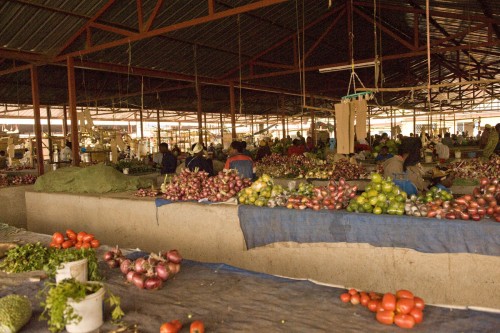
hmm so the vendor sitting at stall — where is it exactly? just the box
[287,139,306,156]
[375,146,393,162]
[382,146,418,195]
[185,143,214,176]
[225,141,254,179]
[59,141,72,162]
[0,150,7,169]
[255,140,272,161]
[153,143,177,175]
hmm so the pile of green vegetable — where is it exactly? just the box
[0,295,32,333]
[0,243,100,280]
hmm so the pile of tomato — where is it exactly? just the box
[160,319,204,333]
[340,288,424,329]
[50,230,100,249]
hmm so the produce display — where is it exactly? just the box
[340,288,425,329]
[49,230,100,250]
[404,186,453,218]
[0,174,37,187]
[160,319,205,333]
[347,173,407,215]
[0,294,32,333]
[135,187,160,197]
[237,174,285,207]
[450,156,500,180]
[285,179,357,211]
[255,154,368,180]
[162,169,251,202]
[103,247,182,290]
[0,242,101,280]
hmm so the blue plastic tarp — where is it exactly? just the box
[238,205,500,256]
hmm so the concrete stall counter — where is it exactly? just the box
[26,191,500,309]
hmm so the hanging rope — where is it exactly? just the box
[425,0,432,111]
[295,0,306,111]
[373,0,379,89]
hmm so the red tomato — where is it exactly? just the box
[81,242,91,249]
[190,320,205,333]
[348,288,358,296]
[66,229,77,240]
[160,322,178,333]
[90,239,100,248]
[82,234,94,243]
[77,231,87,242]
[52,232,64,245]
[49,241,61,249]
[340,293,351,303]
[413,297,425,310]
[367,300,379,312]
[369,292,381,300]
[74,242,82,249]
[376,302,385,312]
[171,320,182,331]
[396,289,414,299]
[382,293,396,311]
[350,293,360,305]
[394,313,416,329]
[409,308,424,324]
[376,310,395,325]
[61,240,73,249]
[360,292,370,306]
[396,298,415,315]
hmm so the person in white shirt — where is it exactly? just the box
[60,142,72,162]
[435,142,450,162]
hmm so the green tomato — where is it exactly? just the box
[373,206,383,215]
[373,183,382,192]
[369,197,379,206]
[382,182,393,193]
[371,173,383,183]
[357,196,367,205]
[377,193,387,202]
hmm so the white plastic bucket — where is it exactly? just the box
[123,168,129,175]
[424,155,433,163]
[55,259,88,284]
[455,151,461,159]
[66,286,105,333]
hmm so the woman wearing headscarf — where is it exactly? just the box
[185,143,214,176]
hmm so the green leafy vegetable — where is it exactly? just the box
[0,242,49,273]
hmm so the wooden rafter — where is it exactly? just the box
[144,0,164,32]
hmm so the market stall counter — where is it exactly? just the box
[1,226,499,332]
[26,191,500,309]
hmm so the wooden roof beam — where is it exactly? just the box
[476,0,500,39]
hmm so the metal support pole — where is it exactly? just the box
[220,112,224,146]
[30,66,44,175]
[280,95,286,138]
[67,57,80,166]
[196,81,203,144]
[230,82,236,139]
[204,112,208,145]
[413,108,416,136]
[47,106,53,163]
[156,109,161,147]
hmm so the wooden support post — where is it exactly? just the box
[30,66,44,175]
[310,97,316,143]
[368,108,371,145]
[67,57,80,166]
[230,82,236,139]
[413,108,416,136]
[47,106,53,163]
[156,109,161,147]
[63,105,68,138]
[139,108,144,140]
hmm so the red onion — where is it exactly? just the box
[155,262,170,281]
[134,257,147,273]
[144,276,163,290]
[126,270,136,283]
[167,262,181,275]
[107,259,119,268]
[132,272,145,289]
[120,259,132,275]
[103,251,114,261]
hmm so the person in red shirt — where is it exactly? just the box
[287,139,306,156]
[224,141,254,179]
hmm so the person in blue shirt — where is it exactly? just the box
[375,145,393,162]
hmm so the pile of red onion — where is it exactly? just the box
[204,170,252,202]
[9,174,37,185]
[135,188,160,197]
[104,247,182,290]
[286,178,357,210]
[255,154,322,178]
[444,178,500,222]
[330,159,368,180]
[162,169,210,201]
[449,156,500,180]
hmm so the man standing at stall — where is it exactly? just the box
[153,143,177,175]
[225,141,253,179]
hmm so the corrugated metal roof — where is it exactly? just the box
[0,0,498,117]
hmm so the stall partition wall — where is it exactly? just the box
[25,191,500,309]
